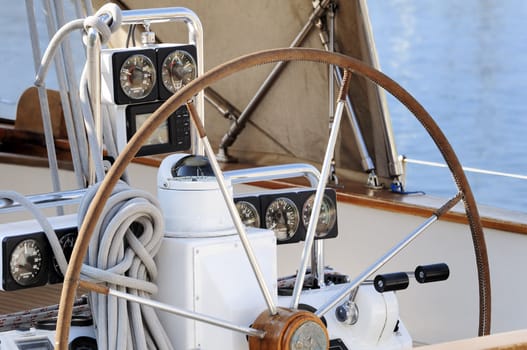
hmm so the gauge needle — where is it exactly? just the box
[16,256,28,270]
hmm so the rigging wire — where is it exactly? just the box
[34,3,123,184]
[41,0,86,188]
[78,65,107,182]
[25,0,64,212]
[403,158,527,181]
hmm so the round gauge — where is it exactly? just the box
[161,50,197,93]
[264,197,299,241]
[52,231,77,278]
[9,238,44,287]
[302,193,336,238]
[119,54,156,99]
[235,201,260,228]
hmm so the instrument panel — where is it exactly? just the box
[100,44,197,157]
[109,44,198,105]
[0,215,78,291]
[0,188,337,291]
[5,234,49,289]
[234,188,338,244]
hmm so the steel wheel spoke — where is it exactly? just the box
[316,193,462,317]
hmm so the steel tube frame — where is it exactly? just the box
[119,7,205,155]
[334,67,375,171]
[45,0,86,188]
[0,189,86,214]
[0,164,321,214]
[25,0,63,210]
[315,3,374,173]
[226,163,320,187]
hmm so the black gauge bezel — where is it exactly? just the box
[112,49,158,105]
[157,44,198,100]
[298,188,338,239]
[233,188,338,245]
[3,233,50,290]
[49,227,79,284]
[261,194,302,244]
[234,196,261,228]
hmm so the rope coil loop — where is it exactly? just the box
[83,3,122,45]
[77,181,172,350]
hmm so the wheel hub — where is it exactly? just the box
[249,307,328,350]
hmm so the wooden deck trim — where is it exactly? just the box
[0,137,525,236]
[335,188,527,235]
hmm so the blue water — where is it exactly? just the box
[0,2,526,212]
[368,0,527,212]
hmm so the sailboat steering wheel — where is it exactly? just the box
[55,48,491,349]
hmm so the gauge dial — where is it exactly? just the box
[119,54,156,99]
[9,238,44,287]
[302,193,337,238]
[161,50,197,93]
[265,197,299,241]
[236,201,260,228]
[52,231,77,278]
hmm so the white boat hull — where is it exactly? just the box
[2,162,526,346]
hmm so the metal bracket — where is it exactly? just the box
[367,170,383,189]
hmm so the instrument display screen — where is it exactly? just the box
[126,102,191,156]
[136,113,170,146]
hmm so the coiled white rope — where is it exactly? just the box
[78,182,173,350]
[1,184,173,349]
